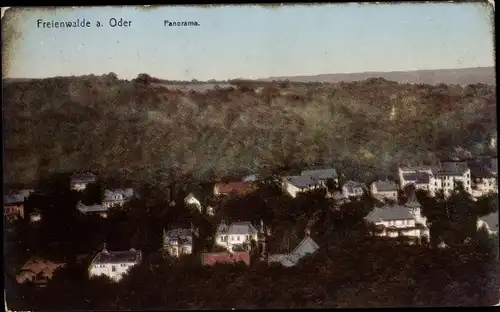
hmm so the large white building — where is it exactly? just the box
[364,193,430,241]
[102,189,135,208]
[215,221,259,252]
[88,246,142,282]
[398,162,472,197]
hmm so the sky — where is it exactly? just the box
[2,4,495,81]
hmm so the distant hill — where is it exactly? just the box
[260,67,495,85]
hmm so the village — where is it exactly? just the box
[4,150,499,285]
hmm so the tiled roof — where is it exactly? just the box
[373,180,398,192]
[201,252,250,266]
[437,162,469,176]
[214,182,257,196]
[469,164,496,179]
[269,236,320,267]
[402,172,431,184]
[217,221,258,235]
[4,189,34,204]
[365,205,414,222]
[92,249,141,264]
[300,168,338,180]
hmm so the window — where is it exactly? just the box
[237,235,240,241]
[112,266,116,272]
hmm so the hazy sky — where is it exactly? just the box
[3,4,495,80]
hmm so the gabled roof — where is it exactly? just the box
[163,228,193,245]
[342,180,365,193]
[479,212,499,232]
[269,236,319,267]
[4,189,34,204]
[291,236,320,257]
[372,180,398,192]
[285,175,317,189]
[92,249,141,264]
[365,205,414,222]
[402,172,431,184]
[469,164,496,179]
[405,191,421,209]
[300,168,338,180]
[216,221,258,235]
[437,162,469,177]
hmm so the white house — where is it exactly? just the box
[364,193,429,241]
[398,162,472,197]
[70,172,96,191]
[370,180,398,201]
[300,168,339,185]
[215,221,259,252]
[184,193,202,212]
[268,229,320,267]
[88,246,142,282]
[77,202,108,218]
[469,163,498,198]
[162,227,199,257]
[102,189,135,208]
[341,180,365,198]
[477,212,499,235]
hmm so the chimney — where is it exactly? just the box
[102,243,108,254]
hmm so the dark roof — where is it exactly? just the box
[365,205,414,222]
[163,228,193,245]
[405,191,421,209]
[469,164,496,179]
[372,180,398,192]
[286,175,317,188]
[300,168,338,180]
[402,172,430,184]
[70,172,96,183]
[437,162,469,176]
[216,221,258,235]
[92,249,141,264]
[4,189,34,204]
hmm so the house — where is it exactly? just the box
[398,162,472,197]
[201,251,251,266]
[88,245,142,282]
[282,175,324,198]
[16,258,66,286]
[370,180,398,201]
[103,188,135,208]
[70,172,97,191]
[477,212,499,235]
[184,193,202,211]
[162,226,199,257]
[213,182,257,197]
[77,202,108,218]
[341,180,366,198]
[3,189,34,221]
[268,229,320,267]
[214,221,259,252]
[364,192,429,242]
[468,163,498,198]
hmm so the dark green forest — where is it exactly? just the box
[2,74,496,188]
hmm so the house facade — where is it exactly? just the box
[4,189,34,221]
[364,193,429,241]
[341,180,365,198]
[184,193,202,211]
[282,175,323,198]
[370,180,398,201]
[70,172,96,191]
[102,189,135,208]
[88,246,142,282]
[215,221,259,252]
[398,162,472,197]
[162,227,198,257]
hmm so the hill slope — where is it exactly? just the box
[262,67,495,85]
[2,74,496,186]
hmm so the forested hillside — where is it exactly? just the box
[2,73,496,186]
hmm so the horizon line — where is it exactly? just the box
[4,65,495,82]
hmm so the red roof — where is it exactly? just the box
[201,252,251,266]
[214,182,257,196]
